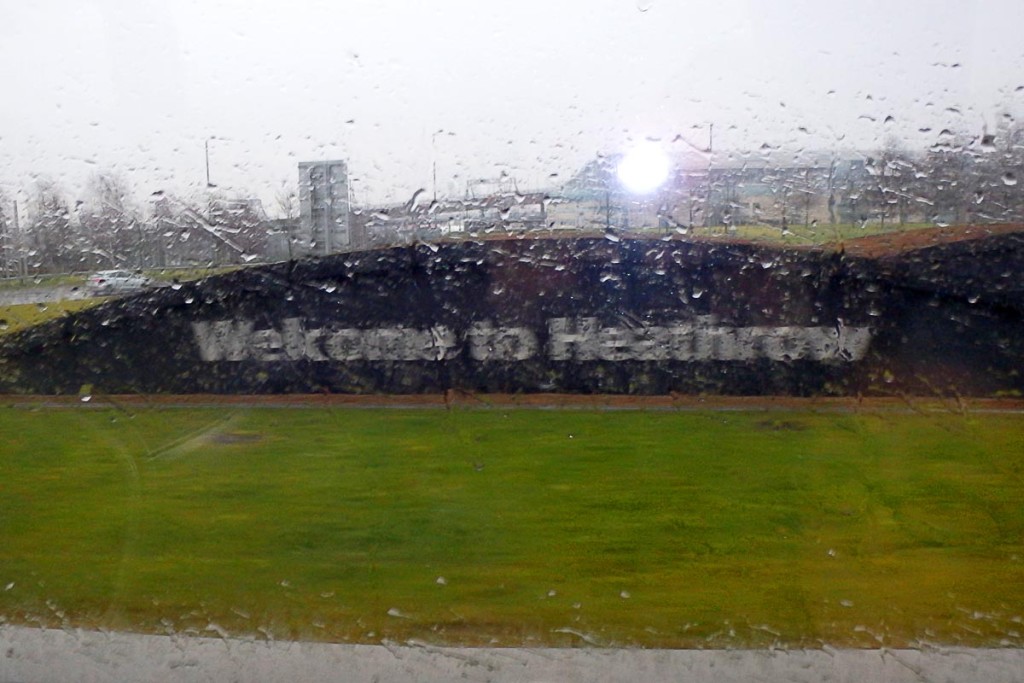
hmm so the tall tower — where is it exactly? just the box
[298,160,350,255]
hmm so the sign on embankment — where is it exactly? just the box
[1,235,1021,396]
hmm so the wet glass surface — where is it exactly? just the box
[0,2,1023,680]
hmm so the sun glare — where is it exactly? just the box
[616,142,671,194]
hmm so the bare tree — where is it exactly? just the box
[922,130,977,226]
[862,141,920,228]
[27,179,77,274]
[275,181,299,220]
[976,114,1024,223]
[79,171,145,268]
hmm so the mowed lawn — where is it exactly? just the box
[0,406,1022,648]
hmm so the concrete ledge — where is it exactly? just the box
[2,626,1021,683]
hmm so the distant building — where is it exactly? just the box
[356,193,548,246]
[298,160,354,255]
[558,150,870,231]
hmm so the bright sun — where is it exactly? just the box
[616,141,671,194]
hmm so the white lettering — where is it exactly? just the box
[281,318,327,361]
[191,320,255,361]
[467,322,539,361]
[192,317,872,364]
[546,318,871,363]
[324,329,363,361]
[548,317,600,361]
[250,328,286,361]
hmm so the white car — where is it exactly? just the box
[87,270,152,296]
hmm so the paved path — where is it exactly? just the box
[1,626,1021,683]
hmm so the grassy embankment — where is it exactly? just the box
[0,300,106,336]
[626,222,935,245]
[1,406,1021,648]
[0,266,245,336]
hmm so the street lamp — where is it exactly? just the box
[205,139,215,188]
[204,136,232,188]
[432,129,455,202]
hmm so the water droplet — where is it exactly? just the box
[80,395,92,403]
[620,591,631,599]
[1002,172,1018,187]
[691,288,704,299]
[436,577,447,585]
[206,622,229,639]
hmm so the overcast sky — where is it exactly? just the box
[1,0,1022,213]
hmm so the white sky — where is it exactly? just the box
[1,0,1022,213]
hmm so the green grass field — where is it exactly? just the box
[642,222,934,246]
[0,300,107,336]
[481,222,935,248]
[1,405,1022,648]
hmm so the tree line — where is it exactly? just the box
[0,172,282,278]
[2,119,1023,277]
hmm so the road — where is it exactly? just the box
[0,286,86,306]
[1,626,1021,683]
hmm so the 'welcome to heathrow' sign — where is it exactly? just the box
[191,317,872,364]
[1,235,1020,396]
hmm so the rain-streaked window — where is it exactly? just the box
[1,2,1022,681]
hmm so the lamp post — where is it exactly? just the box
[670,125,713,228]
[432,129,455,202]
[205,136,232,189]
